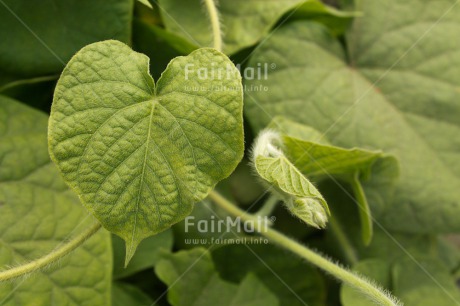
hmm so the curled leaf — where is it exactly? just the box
[268,117,399,245]
[252,130,329,228]
[288,198,328,229]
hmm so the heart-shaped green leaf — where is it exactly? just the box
[48,40,244,264]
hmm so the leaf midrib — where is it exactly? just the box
[130,99,156,251]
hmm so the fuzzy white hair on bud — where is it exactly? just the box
[251,129,283,160]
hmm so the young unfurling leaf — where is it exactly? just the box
[251,130,329,229]
[267,117,399,245]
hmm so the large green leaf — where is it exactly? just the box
[319,180,460,269]
[0,0,133,85]
[315,178,460,304]
[212,244,327,306]
[341,256,460,306]
[244,0,460,233]
[0,96,112,306]
[48,40,244,264]
[392,257,460,306]
[155,248,279,306]
[156,0,347,55]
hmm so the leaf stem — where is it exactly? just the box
[255,195,279,217]
[203,0,223,51]
[208,191,402,306]
[329,216,359,265]
[0,221,102,282]
[350,173,373,245]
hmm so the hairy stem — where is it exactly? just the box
[203,0,223,51]
[208,191,402,306]
[0,221,102,282]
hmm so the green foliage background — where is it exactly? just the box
[0,0,459,305]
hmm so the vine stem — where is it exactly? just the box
[256,195,279,217]
[329,216,359,265]
[203,0,223,51]
[0,221,102,282]
[208,191,402,306]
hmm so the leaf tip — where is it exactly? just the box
[124,239,140,268]
[288,198,329,229]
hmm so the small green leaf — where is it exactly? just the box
[155,248,279,306]
[48,40,244,265]
[276,126,397,245]
[267,117,399,244]
[252,130,329,228]
[0,96,112,306]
